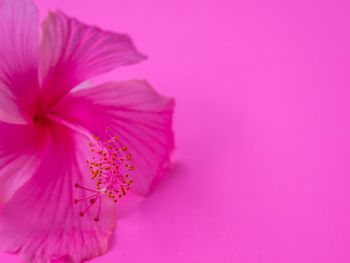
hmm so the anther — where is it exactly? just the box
[75,128,135,222]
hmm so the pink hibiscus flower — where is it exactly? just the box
[0,0,174,262]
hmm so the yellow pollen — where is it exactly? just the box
[77,128,136,221]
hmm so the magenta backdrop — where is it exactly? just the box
[1,0,350,262]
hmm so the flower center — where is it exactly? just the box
[74,127,135,221]
[33,112,48,124]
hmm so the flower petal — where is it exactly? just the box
[39,10,146,108]
[51,80,174,195]
[0,121,116,262]
[0,0,40,123]
[0,121,50,203]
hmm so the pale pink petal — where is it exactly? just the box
[0,121,116,263]
[51,80,174,195]
[0,0,40,123]
[39,10,146,108]
[0,121,50,203]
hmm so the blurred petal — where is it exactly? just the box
[0,0,40,123]
[0,121,116,263]
[51,80,174,195]
[0,121,50,203]
[39,10,146,108]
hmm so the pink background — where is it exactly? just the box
[2,0,350,262]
